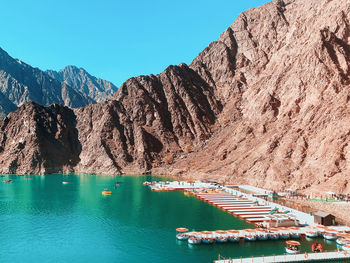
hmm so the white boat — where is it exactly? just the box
[215,231,228,243]
[244,235,256,241]
[269,233,280,240]
[337,237,350,246]
[285,240,300,254]
[306,231,319,238]
[200,231,215,244]
[285,247,300,254]
[228,235,240,242]
[202,237,215,244]
[279,231,290,239]
[290,232,300,239]
[176,233,188,240]
[323,232,337,240]
[243,229,257,241]
[257,233,269,241]
[227,230,240,242]
[216,236,228,243]
[176,227,189,240]
[188,236,201,244]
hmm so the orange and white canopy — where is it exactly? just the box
[286,240,301,246]
[215,230,228,235]
[176,227,189,232]
[200,231,213,235]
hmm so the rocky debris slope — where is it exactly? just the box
[47,66,118,103]
[1,0,350,195]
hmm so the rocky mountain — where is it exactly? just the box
[46,66,118,103]
[0,48,95,116]
[0,92,17,119]
[0,64,221,175]
[1,0,350,195]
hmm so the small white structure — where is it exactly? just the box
[262,214,299,228]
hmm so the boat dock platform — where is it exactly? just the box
[192,192,303,225]
[221,186,315,226]
[194,192,273,223]
[144,180,346,228]
[214,251,350,263]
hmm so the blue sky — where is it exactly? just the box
[1,0,270,86]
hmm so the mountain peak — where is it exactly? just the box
[60,65,84,74]
[47,66,118,103]
[0,48,94,116]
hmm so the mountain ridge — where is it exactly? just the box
[1,0,350,195]
[46,65,118,103]
[0,47,93,111]
[0,48,118,117]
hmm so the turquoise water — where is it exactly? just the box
[0,174,343,262]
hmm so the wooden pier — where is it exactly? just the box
[215,251,350,263]
[194,193,274,223]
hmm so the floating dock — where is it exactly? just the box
[221,186,315,226]
[146,181,213,191]
[194,192,275,223]
[214,251,350,263]
[145,180,349,228]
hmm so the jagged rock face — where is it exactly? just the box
[157,0,350,194]
[1,0,350,195]
[47,66,118,103]
[0,102,80,174]
[73,63,221,174]
[0,48,94,116]
[0,63,220,175]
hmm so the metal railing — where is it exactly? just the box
[215,250,350,263]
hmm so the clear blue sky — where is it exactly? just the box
[1,0,270,86]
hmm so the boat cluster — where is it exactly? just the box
[176,229,240,245]
[305,226,350,251]
[176,226,350,252]
[176,227,302,245]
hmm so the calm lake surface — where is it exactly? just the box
[0,175,342,262]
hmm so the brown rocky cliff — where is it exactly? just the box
[1,0,350,195]
[73,63,221,174]
[157,0,350,194]
[0,102,80,174]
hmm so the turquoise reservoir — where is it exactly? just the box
[0,175,341,262]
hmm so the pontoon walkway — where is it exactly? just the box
[214,251,350,263]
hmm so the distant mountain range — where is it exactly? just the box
[0,48,117,118]
[46,66,118,103]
